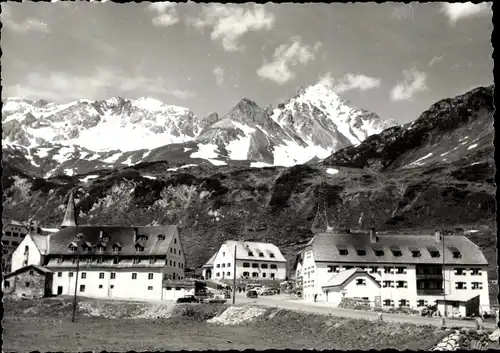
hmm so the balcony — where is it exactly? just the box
[417,288,444,295]
[416,273,443,280]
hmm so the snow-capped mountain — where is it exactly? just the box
[2,82,397,177]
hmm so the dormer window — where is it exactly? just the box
[133,258,141,264]
[57,256,63,263]
[140,235,147,241]
[97,245,106,252]
[96,257,104,264]
[102,235,110,242]
[248,251,254,256]
[135,244,144,252]
[356,249,366,256]
[259,252,264,257]
[113,257,120,264]
[150,258,156,264]
[373,247,384,257]
[449,247,461,259]
[76,233,84,240]
[112,244,122,253]
[270,253,275,258]
[68,242,78,252]
[410,248,421,258]
[83,246,91,254]
[390,246,402,257]
[337,245,348,256]
[158,234,165,241]
[427,247,440,258]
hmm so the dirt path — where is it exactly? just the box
[235,294,497,329]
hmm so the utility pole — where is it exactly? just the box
[232,245,237,305]
[72,248,80,323]
[441,230,447,320]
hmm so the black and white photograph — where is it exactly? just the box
[1,1,497,351]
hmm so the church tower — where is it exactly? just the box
[60,190,78,228]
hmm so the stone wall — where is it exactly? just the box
[430,328,494,351]
[11,270,50,298]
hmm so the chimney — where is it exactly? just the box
[435,229,442,242]
[60,191,78,228]
[370,228,378,243]
[99,230,104,239]
[133,228,138,242]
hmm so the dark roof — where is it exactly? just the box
[4,265,53,279]
[47,225,178,256]
[308,231,488,266]
[322,268,381,289]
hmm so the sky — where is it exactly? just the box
[1,2,494,124]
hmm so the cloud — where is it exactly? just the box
[1,5,50,34]
[5,68,196,102]
[428,55,444,67]
[390,4,414,20]
[257,37,321,85]
[390,67,428,101]
[186,4,275,52]
[319,73,381,94]
[213,67,225,86]
[147,2,179,27]
[440,2,491,24]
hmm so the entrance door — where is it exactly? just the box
[57,286,63,295]
[108,284,114,298]
[206,269,212,279]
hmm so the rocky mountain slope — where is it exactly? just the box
[2,82,396,177]
[2,85,495,281]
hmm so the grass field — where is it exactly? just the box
[3,299,452,352]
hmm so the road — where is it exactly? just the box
[232,293,497,329]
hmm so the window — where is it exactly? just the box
[243,271,249,277]
[76,233,84,240]
[69,245,77,252]
[270,253,275,258]
[327,266,338,273]
[135,245,144,252]
[29,270,34,276]
[227,272,231,276]
[356,249,366,256]
[356,278,366,286]
[173,261,176,267]
[262,273,266,278]
[158,234,165,241]
[25,282,30,288]
[374,249,385,257]
[57,257,64,264]
[384,267,392,274]
[396,267,406,274]
[133,258,141,264]
[252,272,258,278]
[81,272,86,279]
[383,299,392,306]
[391,248,402,257]
[97,257,104,264]
[259,252,264,257]
[110,273,116,279]
[110,285,114,289]
[216,272,220,277]
[173,249,176,254]
[132,273,137,280]
[72,258,78,264]
[454,268,465,276]
[270,264,277,269]
[112,245,121,253]
[399,299,408,307]
[222,252,225,257]
[57,272,62,277]
[99,273,105,279]
[216,264,220,268]
[243,262,250,268]
[261,264,268,269]
[471,282,482,290]
[252,263,258,268]
[248,251,254,256]
[175,287,181,291]
[5,231,11,236]
[227,263,231,267]
[339,249,348,256]
[97,245,106,252]
[174,238,177,244]
[270,273,275,279]
[2,240,9,246]
[411,250,421,258]
[452,251,462,259]
[99,284,103,289]
[79,285,85,292]
[113,258,120,264]
[150,258,156,264]
[369,266,377,273]
[471,269,481,276]
[169,260,173,266]
[166,287,172,290]
[170,248,172,253]
[13,232,18,237]
[455,282,466,290]
[417,300,427,307]
[69,272,74,277]
[12,241,19,246]
[383,281,393,288]
[396,281,407,288]
[222,263,226,268]
[148,273,154,280]
[4,280,10,289]
[148,286,153,290]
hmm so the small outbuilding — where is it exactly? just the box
[3,265,53,298]
[436,293,480,318]
[162,279,206,301]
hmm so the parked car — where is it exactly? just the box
[224,291,231,299]
[202,298,227,304]
[259,289,275,296]
[246,290,258,298]
[176,295,199,303]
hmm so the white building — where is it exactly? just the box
[294,229,491,316]
[10,191,186,301]
[204,240,287,282]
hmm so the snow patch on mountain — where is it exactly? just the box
[190,144,219,159]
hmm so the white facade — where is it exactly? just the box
[11,234,43,273]
[212,243,286,281]
[50,267,164,300]
[323,273,381,307]
[296,258,491,313]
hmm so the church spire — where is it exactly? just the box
[61,190,78,228]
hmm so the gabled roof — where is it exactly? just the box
[223,240,286,262]
[31,234,50,255]
[322,268,380,288]
[202,253,217,268]
[47,225,178,256]
[308,231,488,266]
[4,265,53,279]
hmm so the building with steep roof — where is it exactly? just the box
[201,253,216,279]
[209,240,287,281]
[10,191,186,301]
[294,228,491,315]
[3,265,54,298]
